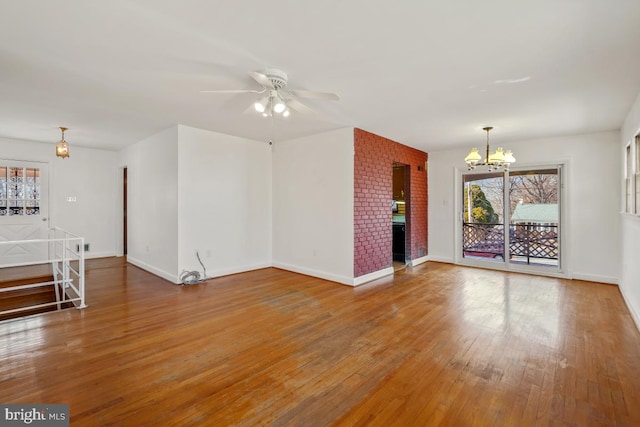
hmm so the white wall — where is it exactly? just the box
[429,130,621,284]
[620,91,640,328]
[177,125,272,279]
[0,137,117,258]
[119,126,179,282]
[272,128,355,285]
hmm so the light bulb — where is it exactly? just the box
[254,97,268,113]
[273,96,286,114]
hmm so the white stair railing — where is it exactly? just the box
[49,227,86,310]
[0,227,86,319]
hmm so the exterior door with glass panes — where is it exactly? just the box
[0,161,49,267]
[461,166,561,272]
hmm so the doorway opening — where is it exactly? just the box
[392,163,409,270]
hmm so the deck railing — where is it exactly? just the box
[0,227,86,318]
[463,222,559,264]
[463,222,506,258]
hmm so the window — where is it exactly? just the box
[636,136,640,214]
[0,166,41,216]
[626,143,633,213]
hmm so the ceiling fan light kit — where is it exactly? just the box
[202,68,339,119]
[464,126,515,171]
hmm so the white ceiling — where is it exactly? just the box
[1,0,639,153]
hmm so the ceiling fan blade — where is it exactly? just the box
[200,89,263,94]
[242,105,254,115]
[249,71,274,89]
[289,89,339,101]
[286,98,320,115]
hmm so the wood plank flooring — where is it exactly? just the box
[1,259,639,426]
[0,263,52,284]
[0,263,56,321]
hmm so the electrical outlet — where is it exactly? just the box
[66,196,77,202]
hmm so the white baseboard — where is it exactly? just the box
[128,258,272,285]
[126,256,179,284]
[409,255,429,267]
[619,285,640,333]
[266,262,396,287]
[204,262,271,280]
[272,261,354,286]
[352,267,394,286]
[426,255,454,264]
[84,251,116,260]
[572,273,619,285]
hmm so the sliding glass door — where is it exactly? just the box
[462,166,561,272]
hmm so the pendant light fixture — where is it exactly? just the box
[464,126,515,171]
[56,127,70,159]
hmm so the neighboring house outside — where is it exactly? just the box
[511,203,558,228]
[510,203,559,263]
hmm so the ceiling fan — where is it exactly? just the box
[201,68,339,118]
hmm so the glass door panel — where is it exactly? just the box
[508,168,560,268]
[0,160,49,266]
[462,172,505,263]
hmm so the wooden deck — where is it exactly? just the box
[1,258,639,426]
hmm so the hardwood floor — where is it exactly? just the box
[0,264,57,321]
[1,259,639,426]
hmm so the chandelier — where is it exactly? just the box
[253,90,290,118]
[56,127,70,159]
[464,126,515,171]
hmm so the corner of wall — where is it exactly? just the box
[271,128,355,282]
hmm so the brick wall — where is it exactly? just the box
[354,128,428,278]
